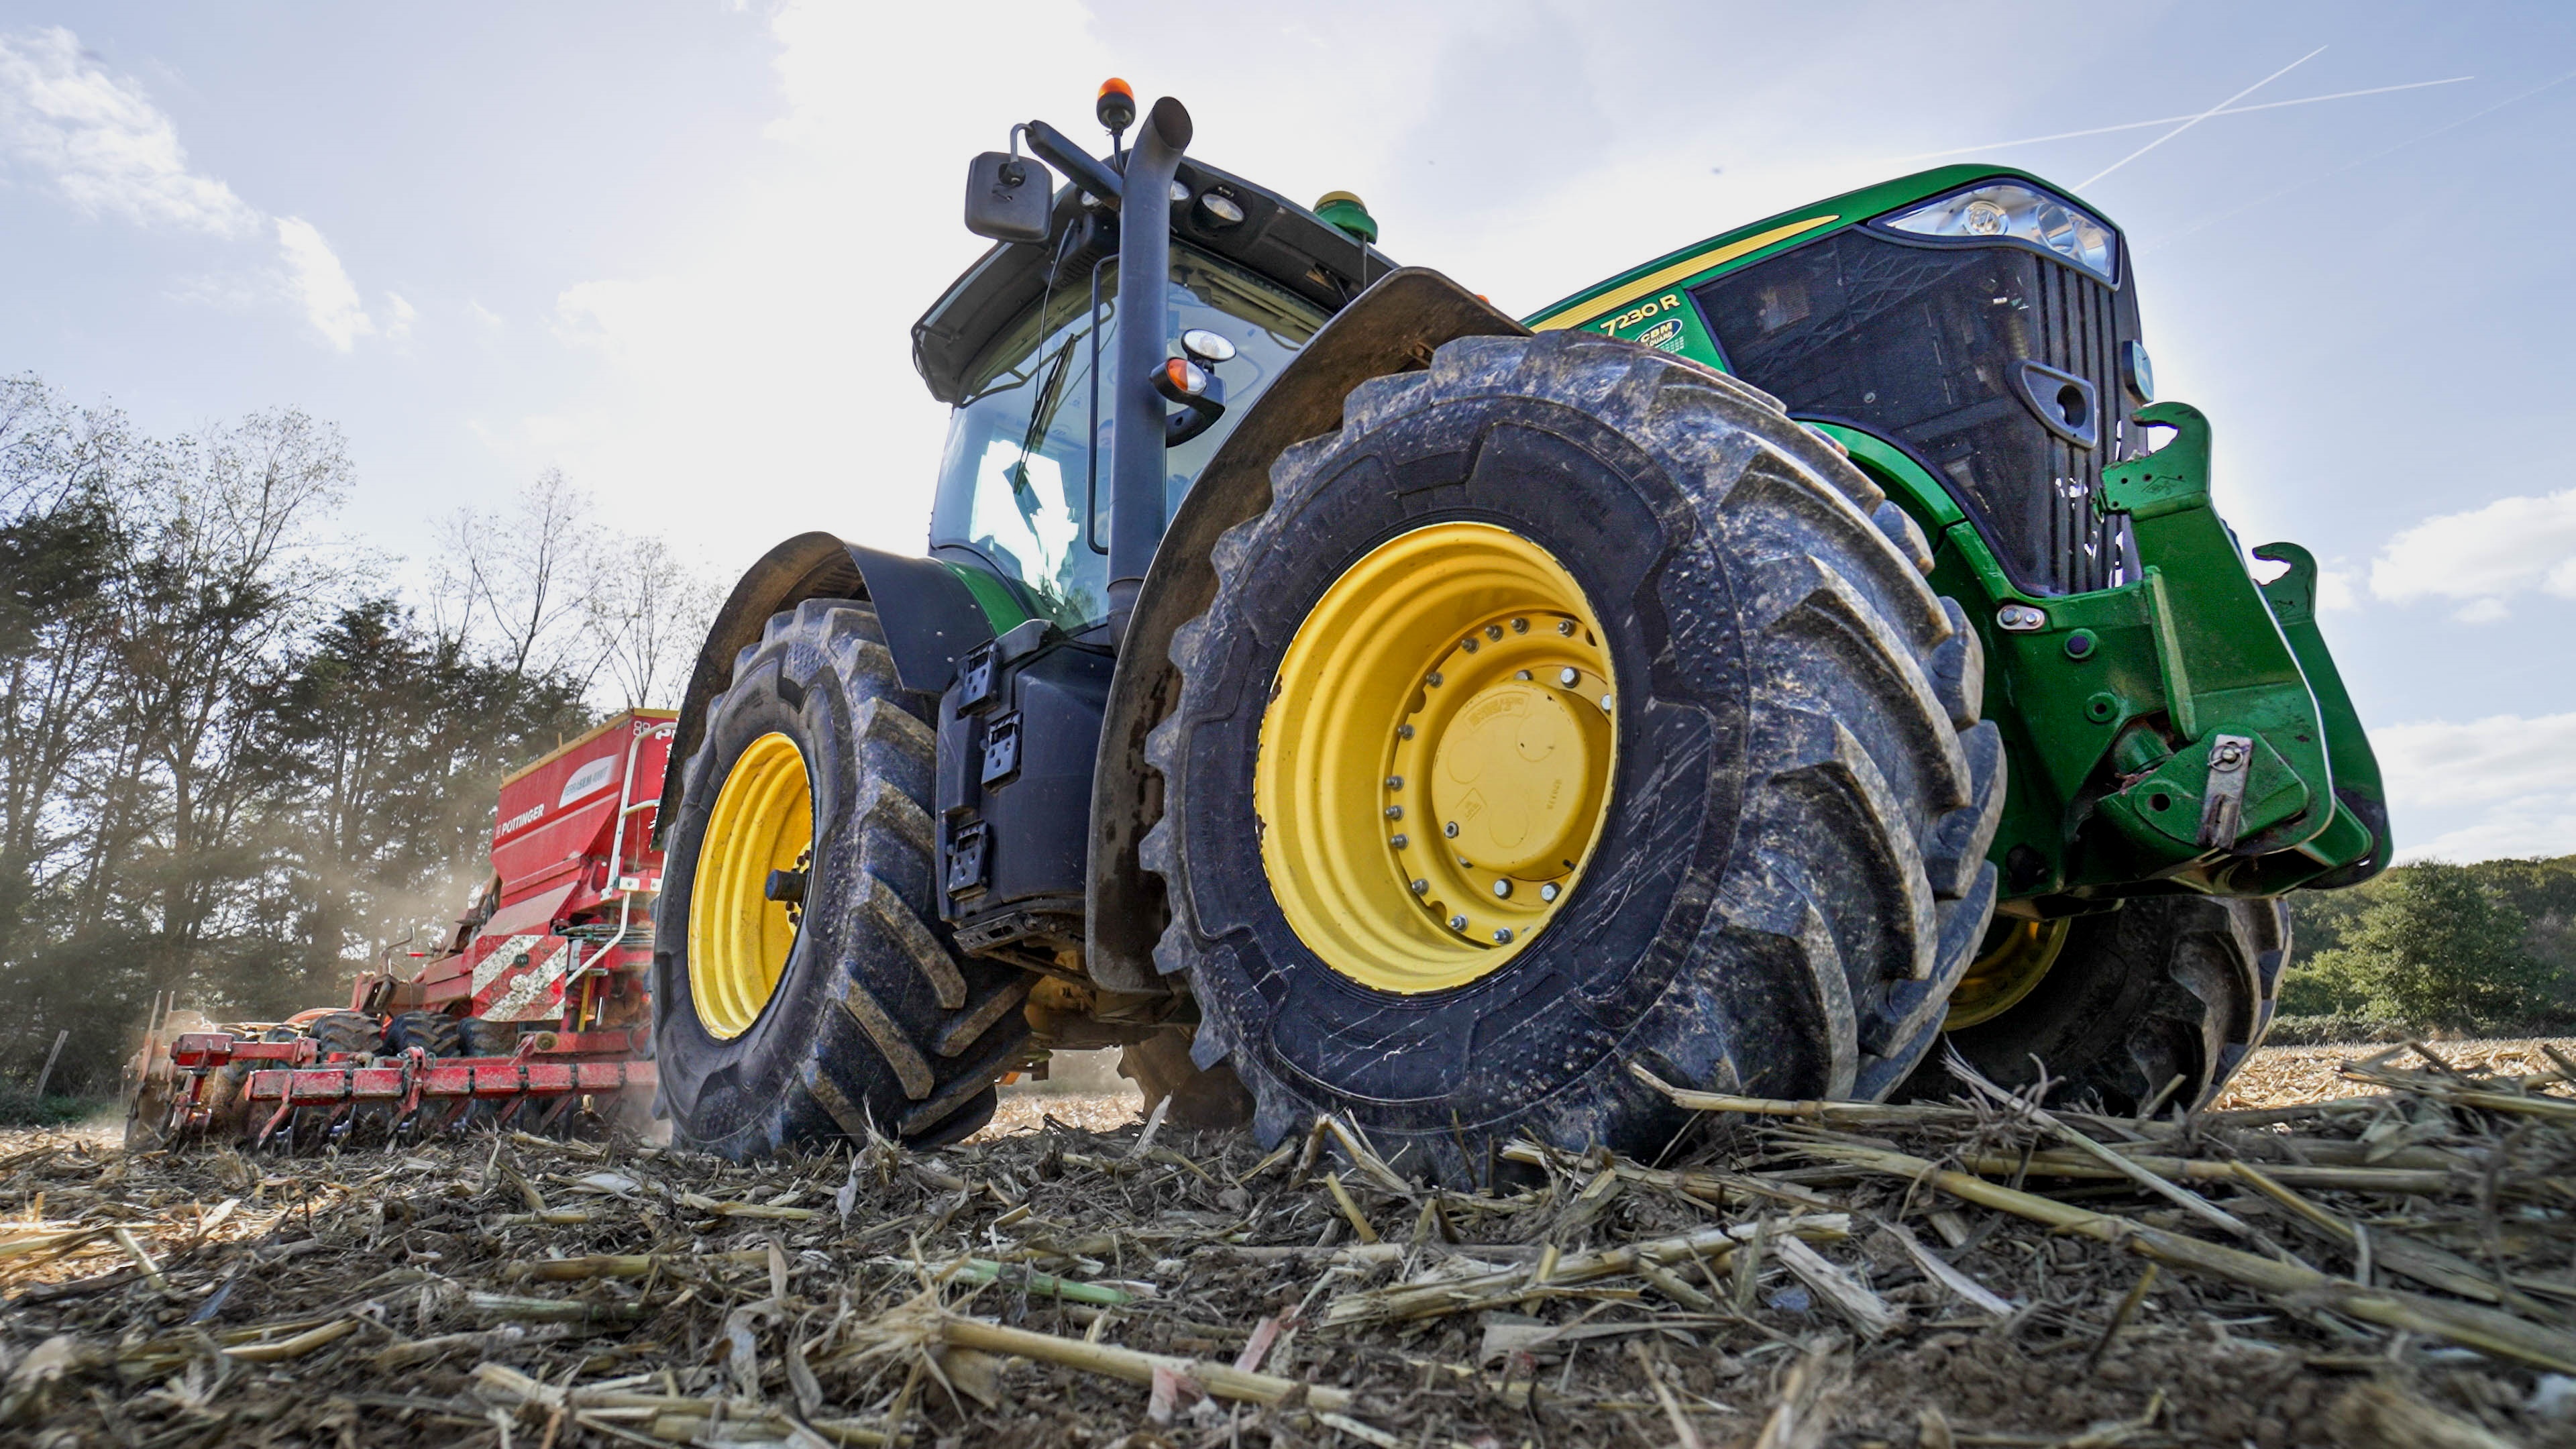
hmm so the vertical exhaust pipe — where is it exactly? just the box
[1105,96,1191,643]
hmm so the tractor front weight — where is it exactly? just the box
[1846,402,2387,906]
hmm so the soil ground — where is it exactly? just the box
[2,1039,2570,1448]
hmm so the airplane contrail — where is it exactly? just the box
[2142,66,2576,254]
[2080,47,2327,188]
[1877,76,2475,166]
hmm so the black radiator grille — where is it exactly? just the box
[2030,262,2134,594]
[1695,229,2137,596]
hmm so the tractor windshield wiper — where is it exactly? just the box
[1007,337,1079,515]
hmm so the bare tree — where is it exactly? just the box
[431,468,724,712]
[429,467,597,686]
[584,532,725,710]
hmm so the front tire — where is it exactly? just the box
[1144,332,2002,1183]
[652,599,1029,1157]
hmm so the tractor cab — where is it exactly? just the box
[914,148,1392,634]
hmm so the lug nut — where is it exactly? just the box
[1426,672,1444,687]
[1390,833,1409,849]
[1410,877,1429,894]
[1397,724,1415,739]
[1492,879,1513,899]
[1448,914,1468,931]
[1515,669,1533,681]
[1386,775,1403,790]
[1556,619,1576,636]
[1461,637,1479,653]
[1485,624,1504,641]
[1493,928,1513,943]
[1558,667,1580,686]
[1443,821,1460,838]
[1540,881,1561,902]
[1599,694,1614,712]
[1384,805,1403,820]
[1511,617,1529,633]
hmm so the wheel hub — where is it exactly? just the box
[1943,916,2072,1030]
[688,731,813,1039]
[1428,680,1595,875]
[1255,523,1617,994]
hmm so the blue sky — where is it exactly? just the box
[3,1,2573,862]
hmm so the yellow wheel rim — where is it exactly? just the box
[1255,523,1619,994]
[688,731,813,1039]
[1943,916,2072,1029]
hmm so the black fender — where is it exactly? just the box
[653,532,998,847]
[1083,268,1529,991]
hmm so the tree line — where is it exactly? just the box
[2282,855,2576,1035]
[0,375,720,1095]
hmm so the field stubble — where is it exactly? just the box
[0,1040,2569,1447]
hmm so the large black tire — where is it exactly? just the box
[1118,1032,1255,1131]
[1144,331,2003,1183]
[1923,896,2289,1114]
[384,1010,461,1059]
[307,1010,383,1060]
[652,599,1029,1157]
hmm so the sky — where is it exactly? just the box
[2,0,2573,864]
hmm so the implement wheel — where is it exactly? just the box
[1911,896,2289,1114]
[308,1010,384,1060]
[653,600,1029,1156]
[1146,332,2004,1183]
[383,1010,460,1059]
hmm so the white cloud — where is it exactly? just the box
[2367,488,2576,623]
[2315,565,2359,612]
[2377,711,2576,862]
[274,216,374,350]
[3,25,386,354]
[383,292,416,341]
[0,25,258,237]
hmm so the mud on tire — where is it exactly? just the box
[1144,331,2004,1183]
[652,599,1030,1157]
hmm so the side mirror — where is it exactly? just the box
[965,152,1051,243]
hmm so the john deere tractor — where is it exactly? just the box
[650,83,2386,1176]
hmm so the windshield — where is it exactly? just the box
[929,243,1328,629]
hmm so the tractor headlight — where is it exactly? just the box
[1880,183,2117,282]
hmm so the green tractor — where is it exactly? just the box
[649,83,2387,1176]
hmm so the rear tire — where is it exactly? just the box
[652,599,1030,1157]
[1917,896,2288,1114]
[1145,331,2002,1183]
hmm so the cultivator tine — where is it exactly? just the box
[252,1091,296,1150]
[532,1093,578,1137]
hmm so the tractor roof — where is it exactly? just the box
[912,155,1399,406]
[1521,164,2129,334]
